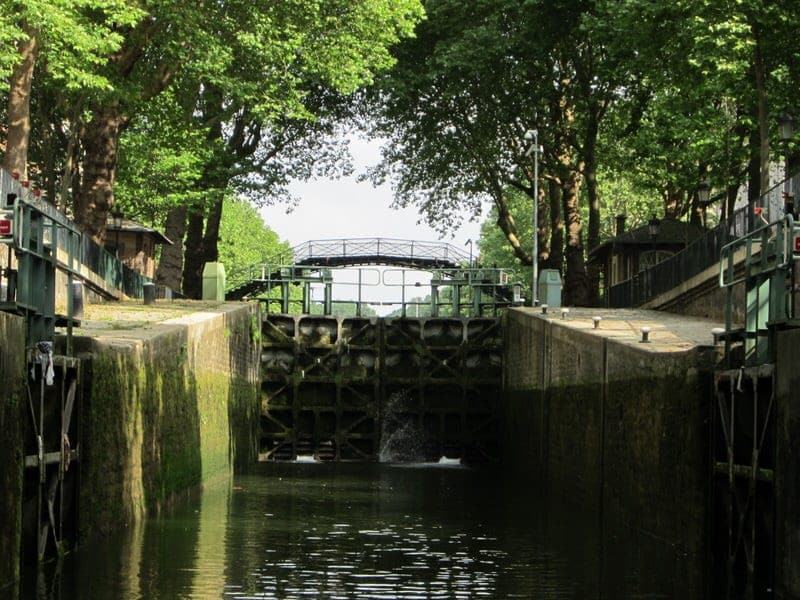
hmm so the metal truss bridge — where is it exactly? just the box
[292,237,471,269]
[226,237,521,317]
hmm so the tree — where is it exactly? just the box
[366,0,637,305]
[66,0,423,245]
[0,0,140,178]
[217,198,292,290]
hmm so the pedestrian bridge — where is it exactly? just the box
[293,237,472,269]
[225,238,523,317]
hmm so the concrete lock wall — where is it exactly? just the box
[776,328,800,600]
[502,308,716,596]
[0,312,26,591]
[73,303,260,538]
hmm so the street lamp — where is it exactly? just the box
[111,206,123,258]
[523,129,543,306]
[779,114,795,142]
[648,216,661,268]
[465,238,473,268]
[697,179,711,205]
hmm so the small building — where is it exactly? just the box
[588,215,705,289]
[104,217,172,279]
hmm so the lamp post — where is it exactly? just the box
[648,217,661,268]
[111,206,123,258]
[465,238,473,268]
[524,129,543,306]
[697,179,711,227]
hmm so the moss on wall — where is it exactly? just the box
[0,313,26,591]
[77,303,259,538]
[501,309,716,596]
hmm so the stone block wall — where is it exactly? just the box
[74,303,260,538]
[502,308,716,597]
[0,312,25,591]
[776,328,800,600]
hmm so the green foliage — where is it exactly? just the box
[217,198,292,289]
[0,0,142,87]
[478,191,532,290]
[115,92,212,224]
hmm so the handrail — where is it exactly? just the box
[608,172,800,308]
[0,167,162,300]
[719,214,796,289]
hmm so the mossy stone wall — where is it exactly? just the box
[502,308,715,597]
[0,312,25,591]
[776,328,800,599]
[75,303,260,538]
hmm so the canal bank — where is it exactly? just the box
[70,301,261,538]
[502,307,720,596]
[0,312,26,589]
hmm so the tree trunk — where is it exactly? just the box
[155,205,188,291]
[752,27,770,195]
[3,30,38,178]
[664,187,684,219]
[201,191,225,264]
[494,190,532,265]
[748,123,760,229]
[76,105,127,243]
[547,179,564,272]
[561,171,588,306]
[584,112,600,306]
[537,183,550,268]
[182,208,206,298]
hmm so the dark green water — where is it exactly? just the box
[25,462,685,599]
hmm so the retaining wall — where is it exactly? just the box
[502,307,716,597]
[73,303,260,537]
[776,328,800,600]
[0,312,25,590]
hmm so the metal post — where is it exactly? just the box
[533,130,539,306]
[281,282,290,314]
[357,269,362,317]
[401,270,407,318]
[324,282,332,315]
[302,282,311,314]
[431,283,438,317]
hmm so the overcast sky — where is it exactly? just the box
[259,134,491,314]
[260,134,487,247]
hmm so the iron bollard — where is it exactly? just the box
[143,282,156,305]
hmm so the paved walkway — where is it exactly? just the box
[514,307,724,353]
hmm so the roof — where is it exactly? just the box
[588,218,705,261]
[105,217,173,245]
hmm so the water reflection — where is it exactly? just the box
[25,463,692,599]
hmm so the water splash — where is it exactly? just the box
[379,389,425,463]
[295,455,318,463]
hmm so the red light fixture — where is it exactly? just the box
[794,235,800,254]
[754,206,763,216]
[0,219,12,236]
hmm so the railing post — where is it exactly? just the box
[357,269,362,317]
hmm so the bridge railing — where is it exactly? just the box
[607,173,800,308]
[292,237,472,266]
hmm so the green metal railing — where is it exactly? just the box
[0,167,162,346]
[719,213,799,365]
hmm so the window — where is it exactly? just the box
[638,250,674,271]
